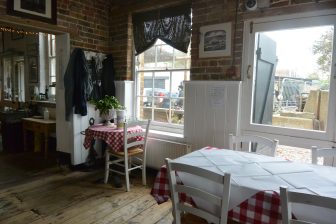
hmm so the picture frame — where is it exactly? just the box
[199,22,232,58]
[28,56,38,83]
[7,0,57,25]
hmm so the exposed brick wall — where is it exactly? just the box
[0,0,111,53]
[191,0,241,80]
[191,0,336,80]
[109,0,187,80]
[110,0,336,80]
[57,0,111,53]
[110,10,132,80]
[0,0,335,81]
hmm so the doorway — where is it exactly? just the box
[0,22,69,187]
[241,10,336,149]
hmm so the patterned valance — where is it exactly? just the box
[132,4,192,55]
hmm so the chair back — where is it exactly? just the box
[165,158,231,224]
[229,133,279,157]
[280,186,336,224]
[123,120,151,152]
[311,146,336,166]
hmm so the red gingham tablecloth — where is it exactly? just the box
[150,147,282,224]
[83,124,144,152]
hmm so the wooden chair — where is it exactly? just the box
[165,158,231,224]
[229,133,279,157]
[280,186,336,224]
[104,119,150,191]
[311,146,336,166]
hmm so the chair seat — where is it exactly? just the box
[109,147,143,157]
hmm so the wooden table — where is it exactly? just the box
[22,118,56,158]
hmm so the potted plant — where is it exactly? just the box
[90,95,122,126]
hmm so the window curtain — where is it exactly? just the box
[132,4,191,55]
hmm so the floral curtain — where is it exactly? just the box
[132,4,191,55]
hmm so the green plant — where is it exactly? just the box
[90,95,122,116]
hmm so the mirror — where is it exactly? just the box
[0,24,56,105]
[1,51,25,102]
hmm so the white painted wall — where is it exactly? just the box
[56,34,102,165]
[55,33,72,158]
[184,81,241,150]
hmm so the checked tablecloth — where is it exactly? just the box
[151,146,336,223]
[83,124,143,152]
[150,163,282,224]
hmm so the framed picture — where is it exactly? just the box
[28,56,38,83]
[7,0,57,24]
[199,22,232,58]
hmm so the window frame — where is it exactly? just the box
[240,9,336,147]
[48,34,56,86]
[134,40,190,134]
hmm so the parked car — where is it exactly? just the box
[143,88,178,107]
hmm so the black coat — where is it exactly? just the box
[101,54,116,97]
[64,48,92,121]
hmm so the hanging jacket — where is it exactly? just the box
[101,54,116,97]
[64,48,92,121]
[89,56,102,101]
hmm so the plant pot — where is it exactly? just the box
[101,109,115,127]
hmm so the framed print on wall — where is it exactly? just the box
[7,0,57,24]
[199,22,232,58]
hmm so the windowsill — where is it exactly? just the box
[149,129,185,143]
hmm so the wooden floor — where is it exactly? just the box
[0,167,175,224]
[0,150,239,224]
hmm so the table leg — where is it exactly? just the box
[44,134,49,159]
[23,129,28,151]
[34,133,42,152]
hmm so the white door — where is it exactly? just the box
[241,10,336,148]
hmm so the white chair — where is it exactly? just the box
[104,119,150,191]
[311,146,336,166]
[229,133,279,157]
[280,186,336,224]
[165,158,231,224]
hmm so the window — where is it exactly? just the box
[48,34,56,95]
[135,40,190,134]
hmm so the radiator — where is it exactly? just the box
[146,138,191,170]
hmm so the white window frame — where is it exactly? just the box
[240,9,336,148]
[134,41,190,135]
[48,34,56,85]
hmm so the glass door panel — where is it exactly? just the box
[241,12,336,145]
[252,26,334,132]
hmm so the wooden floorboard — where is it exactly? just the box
[0,166,176,224]
[0,152,240,224]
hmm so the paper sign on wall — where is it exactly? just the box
[209,86,225,108]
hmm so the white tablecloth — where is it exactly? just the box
[173,148,336,224]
